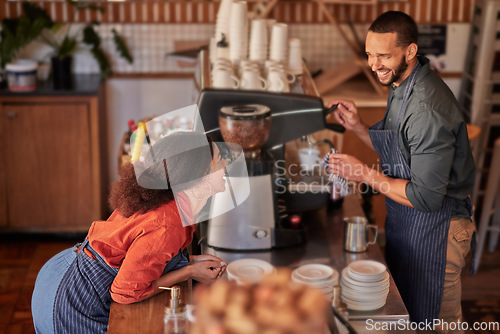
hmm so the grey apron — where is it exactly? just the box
[368,61,452,322]
[53,239,189,333]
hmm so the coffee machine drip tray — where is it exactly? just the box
[207,170,307,251]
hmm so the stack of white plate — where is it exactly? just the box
[291,264,339,301]
[227,258,275,285]
[340,260,390,311]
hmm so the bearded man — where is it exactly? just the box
[328,11,476,331]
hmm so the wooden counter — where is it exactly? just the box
[108,281,190,334]
[107,195,410,334]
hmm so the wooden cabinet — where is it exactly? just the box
[0,92,108,232]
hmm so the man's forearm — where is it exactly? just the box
[353,124,375,151]
[362,168,413,207]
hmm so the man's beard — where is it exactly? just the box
[375,55,408,86]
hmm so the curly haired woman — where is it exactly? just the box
[32,131,228,333]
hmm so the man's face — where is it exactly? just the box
[365,31,411,87]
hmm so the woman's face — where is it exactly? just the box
[205,145,228,195]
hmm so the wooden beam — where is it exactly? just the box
[315,0,361,56]
[252,0,279,19]
[314,60,362,96]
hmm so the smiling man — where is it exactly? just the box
[328,11,476,331]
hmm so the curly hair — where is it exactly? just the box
[369,11,418,48]
[109,163,173,217]
[109,131,215,218]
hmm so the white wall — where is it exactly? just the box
[106,78,197,183]
[440,23,470,99]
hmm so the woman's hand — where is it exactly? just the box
[190,255,227,283]
[151,255,226,297]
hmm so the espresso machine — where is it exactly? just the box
[195,89,344,250]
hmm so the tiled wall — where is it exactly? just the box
[3,0,474,24]
[18,22,366,74]
[6,1,474,74]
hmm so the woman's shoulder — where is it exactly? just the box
[136,201,181,225]
[101,201,183,233]
[134,203,194,247]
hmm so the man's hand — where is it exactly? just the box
[329,153,368,183]
[328,99,374,150]
[330,99,363,131]
[329,153,413,208]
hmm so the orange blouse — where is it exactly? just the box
[85,199,195,304]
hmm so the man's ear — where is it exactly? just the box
[407,43,418,60]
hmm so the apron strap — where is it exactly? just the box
[80,239,119,276]
[396,61,422,128]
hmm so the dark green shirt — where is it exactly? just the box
[383,57,475,218]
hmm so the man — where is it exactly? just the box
[329,11,476,328]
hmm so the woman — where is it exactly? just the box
[32,131,228,333]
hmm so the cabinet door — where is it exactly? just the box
[1,103,94,230]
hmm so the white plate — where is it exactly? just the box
[341,287,389,302]
[341,278,389,291]
[342,272,390,288]
[348,270,386,283]
[341,268,389,287]
[348,260,386,277]
[341,278,389,293]
[294,264,335,281]
[345,299,387,311]
[227,258,275,284]
[292,271,338,286]
[292,278,338,289]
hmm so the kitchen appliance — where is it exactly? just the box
[343,216,379,253]
[196,89,344,251]
[218,104,271,159]
[212,104,276,250]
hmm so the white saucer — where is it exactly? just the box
[292,270,338,286]
[341,286,389,302]
[348,270,386,283]
[341,277,389,292]
[348,260,386,277]
[341,268,389,288]
[343,298,387,311]
[227,258,275,284]
[294,264,335,281]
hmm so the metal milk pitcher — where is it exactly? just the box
[343,216,378,253]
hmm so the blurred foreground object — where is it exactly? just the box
[190,268,328,334]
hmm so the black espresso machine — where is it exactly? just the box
[195,88,344,250]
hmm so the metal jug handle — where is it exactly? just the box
[366,224,378,246]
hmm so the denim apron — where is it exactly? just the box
[368,62,452,322]
[34,238,189,333]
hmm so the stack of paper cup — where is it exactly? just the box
[265,19,277,42]
[214,0,233,43]
[288,38,303,75]
[209,37,217,65]
[229,1,249,63]
[269,23,288,64]
[248,19,268,63]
